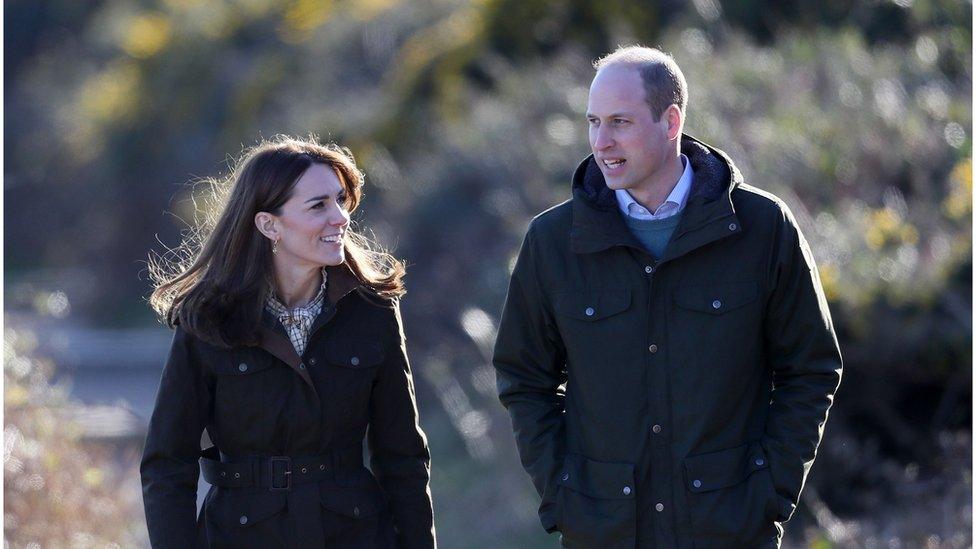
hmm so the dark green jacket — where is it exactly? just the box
[493,136,842,548]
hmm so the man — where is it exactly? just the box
[492,46,842,548]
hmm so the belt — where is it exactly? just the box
[200,445,364,491]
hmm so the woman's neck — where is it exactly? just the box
[272,262,322,309]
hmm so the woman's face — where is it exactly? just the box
[270,163,351,268]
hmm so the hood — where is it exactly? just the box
[571,134,743,211]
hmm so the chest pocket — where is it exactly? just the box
[553,290,631,321]
[322,339,385,370]
[673,281,759,315]
[210,355,281,377]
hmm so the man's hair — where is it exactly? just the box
[593,46,687,121]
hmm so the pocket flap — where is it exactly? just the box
[556,454,636,500]
[683,442,768,493]
[210,354,279,377]
[673,281,758,315]
[210,491,287,527]
[553,290,632,321]
[323,340,384,369]
[320,485,386,519]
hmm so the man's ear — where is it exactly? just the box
[665,104,683,141]
[254,211,279,241]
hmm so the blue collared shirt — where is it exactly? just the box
[615,154,694,220]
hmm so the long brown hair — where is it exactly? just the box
[149,135,405,347]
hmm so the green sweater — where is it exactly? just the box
[622,212,683,260]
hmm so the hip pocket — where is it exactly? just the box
[204,490,288,548]
[683,442,778,547]
[556,454,637,548]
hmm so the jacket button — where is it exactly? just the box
[353,506,360,517]
[729,223,737,231]
[692,479,702,488]
[651,424,662,434]
[711,300,722,309]
[561,473,570,481]
[220,471,227,477]
[584,307,595,316]
[239,515,248,525]
[234,472,240,479]
[238,363,248,372]
[644,265,653,274]
[350,356,360,366]
[299,363,306,370]
[308,358,317,365]
[301,467,308,474]
[655,503,664,512]
[755,458,765,466]
[320,464,326,471]
[622,486,632,496]
[648,344,658,353]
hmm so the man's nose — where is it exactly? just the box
[593,126,614,150]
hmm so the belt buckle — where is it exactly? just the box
[268,456,292,491]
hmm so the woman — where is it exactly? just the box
[141,136,435,548]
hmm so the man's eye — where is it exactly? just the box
[613,119,628,125]
[587,118,599,126]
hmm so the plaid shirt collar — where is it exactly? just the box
[266,268,328,356]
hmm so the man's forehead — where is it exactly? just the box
[587,66,648,115]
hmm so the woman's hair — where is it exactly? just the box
[148,135,405,347]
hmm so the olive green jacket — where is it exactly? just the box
[493,136,842,548]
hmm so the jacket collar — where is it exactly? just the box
[256,262,365,391]
[570,134,744,262]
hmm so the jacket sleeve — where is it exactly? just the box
[140,327,210,548]
[492,226,568,533]
[368,299,436,549]
[761,206,843,523]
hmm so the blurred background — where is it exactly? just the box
[4,0,972,547]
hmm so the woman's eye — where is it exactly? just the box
[310,201,324,209]
[338,194,348,204]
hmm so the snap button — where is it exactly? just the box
[299,363,306,370]
[655,503,664,512]
[644,265,653,274]
[319,464,326,471]
[622,486,632,496]
[308,358,317,365]
[239,515,248,525]
[755,458,765,466]
[220,471,227,477]
[238,363,248,372]
[301,467,308,474]
[350,356,360,366]
[234,472,241,479]
[561,473,570,481]
[692,479,702,488]
[651,424,662,434]
[729,223,737,231]
[648,344,658,353]
[584,307,595,316]
[712,300,722,309]
[353,506,360,517]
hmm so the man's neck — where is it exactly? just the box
[628,153,684,213]
[272,261,322,308]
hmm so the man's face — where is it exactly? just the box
[586,65,676,194]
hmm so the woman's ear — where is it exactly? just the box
[254,211,279,241]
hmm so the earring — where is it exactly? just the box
[272,239,279,255]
